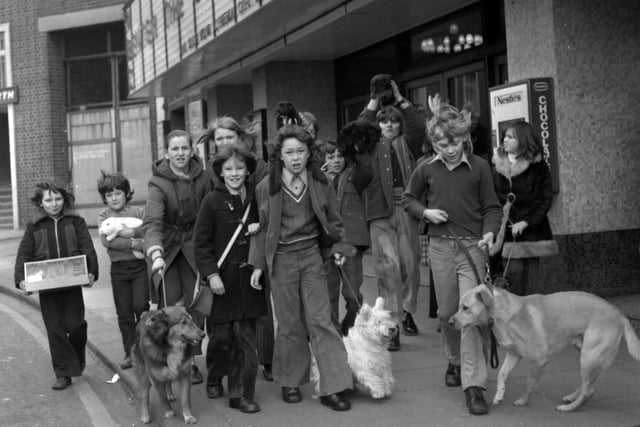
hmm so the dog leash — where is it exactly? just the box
[442,222,500,369]
[337,264,362,310]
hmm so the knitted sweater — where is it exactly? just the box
[97,205,145,263]
[403,154,502,238]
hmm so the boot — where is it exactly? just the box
[206,377,224,399]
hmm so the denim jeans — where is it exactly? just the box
[429,236,489,390]
[369,203,420,323]
[270,245,352,395]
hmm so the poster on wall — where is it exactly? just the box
[489,78,559,193]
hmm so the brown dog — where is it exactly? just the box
[449,284,640,411]
[132,303,205,424]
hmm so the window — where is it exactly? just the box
[64,23,133,108]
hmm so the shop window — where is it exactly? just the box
[65,23,135,108]
[68,58,112,106]
[65,26,109,57]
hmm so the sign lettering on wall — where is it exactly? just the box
[125,0,264,94]
[0,86,19,104]
[489,78,559,193]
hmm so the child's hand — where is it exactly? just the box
[152,257,166,274]
[510,221,528,237]
[208,274,225,295]
[423,209,448,224]
[84,273,96,288]
[18,280,32,295]
[333,253,346,267]
[246,223,260,236]
[250,269,263,289]
[478,232,495,251]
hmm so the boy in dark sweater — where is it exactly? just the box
[402,95,501,416]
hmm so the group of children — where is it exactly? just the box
[13,80,553,417]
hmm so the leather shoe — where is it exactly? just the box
[465,386,488,415]
[402,311,419,335]
[229,397,260,413]
[262,364,273,382]
[206,377,224,399]
[445,363,461,387]
[320,392,351,411]
[190,365,203,385]
[52,377,72,390]
[388,327,400,351]
[281,386,302,403]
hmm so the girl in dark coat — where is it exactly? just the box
[14,181,99,390]
[492,120,554,295]
[193,142,266,413]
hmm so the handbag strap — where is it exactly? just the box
[217,203,252,268]
[192,203,252,304]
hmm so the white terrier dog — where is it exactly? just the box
[311,297,397,399]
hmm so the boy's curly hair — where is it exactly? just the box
[97,170,134,204]
[426,94,472,154]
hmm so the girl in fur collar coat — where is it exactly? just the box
[492,120,554,295]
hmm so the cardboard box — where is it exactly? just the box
[24,255,89,292]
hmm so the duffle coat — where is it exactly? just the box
[193,181,266,323]
[492,152,554,242]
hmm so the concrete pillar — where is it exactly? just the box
[251,61,337,143]
[504,0,640,294]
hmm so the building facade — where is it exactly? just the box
[2,0,639,295]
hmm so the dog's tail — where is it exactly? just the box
[623,317,640,361]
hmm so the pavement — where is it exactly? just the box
[1,227,640,427]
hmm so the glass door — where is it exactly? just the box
[405,61,490,159]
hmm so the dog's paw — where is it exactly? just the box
[556,403,575,412]
[184,413,197,424]
[513,397,528,407]
[371,391,391,399]
[163,409,175,419]
[492,396,503,405]
[140,414,152,424]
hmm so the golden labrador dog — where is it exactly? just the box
[449,284,640,411]
[132,304,205,424]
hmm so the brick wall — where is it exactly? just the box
[0,0,53,221]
